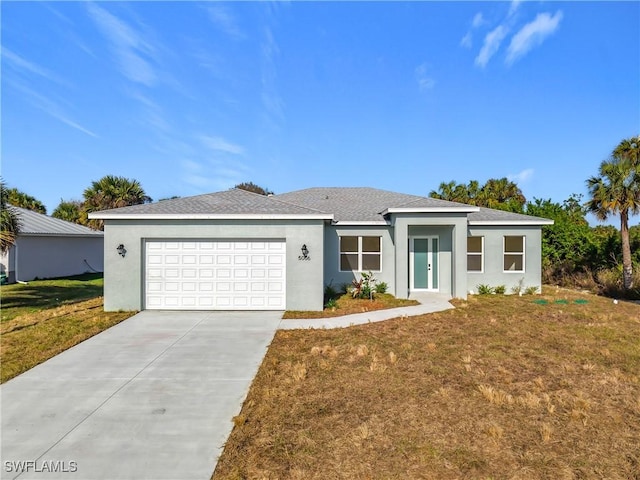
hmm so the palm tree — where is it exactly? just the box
[586,136,640,290]
[83,175,152,230]
[480,177,526,212]
[0,180,22,254]
[6,188,46,214]
[52,199,83,224]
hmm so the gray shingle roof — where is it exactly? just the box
[90,188,329,217]
[89,186,553,225]
[274,187,474,222]
[11,207,103,237]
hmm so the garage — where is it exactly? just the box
[145,240,286,310]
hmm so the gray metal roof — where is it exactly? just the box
[11,207,103,237]
[274,187,475,222]
[90,188,329,217]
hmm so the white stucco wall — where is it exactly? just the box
[102,219,325,311]
[467,226,543,294]
[1,236,103,282]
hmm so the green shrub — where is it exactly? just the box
[477,284,494,295]
[324,298,337,309]
[375,282,388,294]
[352,271,376,300]
[511,278,525,295]
[324,282,338,301]
[524,286,539,295]
[494,285,506,295]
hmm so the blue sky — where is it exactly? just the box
[2,1,639,223]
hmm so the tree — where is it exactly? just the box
[235,182,274,196]
[525,195,593,280]
[586,136,640,290]
[0,180,22,253]
[6,188,46,214]
[430,178,525,212]
[82,175,152,230]
[52,199,83,224]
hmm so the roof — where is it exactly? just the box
[88,186,553,225]
[11,207,103,237]
[275,187,477,223]
[469,207,553,225]
[89,188,333,220]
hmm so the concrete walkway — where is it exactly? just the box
[279,293,454,329]
[1,311,282,480]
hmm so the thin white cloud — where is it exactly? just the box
[199,135,245,155]
[415,63,436,91]
[472,12,485,28]
[1,47,68,86]
[460,32,473,49]
[475,25,508,68]
[508,0,522,18]
[7,78,97,137]
[86,3,157,86]
[260,26,284,128]
[207,5,245,40]
[460,12,485,49]
[508,168,534,183]
[506,11,563,65]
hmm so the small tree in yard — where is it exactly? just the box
[586,135,640,290]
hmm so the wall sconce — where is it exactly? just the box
[116,244,127,258]
[299,244,310,261]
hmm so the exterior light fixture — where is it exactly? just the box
[116,244,127,258]
[299,244,310,261]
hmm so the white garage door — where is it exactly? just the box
[145,240,286,310]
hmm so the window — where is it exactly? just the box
[340,236,381,271]
[467,236,483,272]
[504,236,525,272]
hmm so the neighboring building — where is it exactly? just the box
[1,207,104,283]
[89,187,553,312]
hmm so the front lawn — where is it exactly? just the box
[1,273,105,322]
[1,275,134,383]
[214,288,640,479]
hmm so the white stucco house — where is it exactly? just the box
[1,207,104,283]
[89,187,553,312]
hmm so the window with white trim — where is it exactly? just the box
[467,236,483,272]
[339,236,381,271]
[503,236,525,272]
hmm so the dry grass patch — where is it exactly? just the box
[214,288,640,479]
[282,293,418,319]
[1,297,132,383]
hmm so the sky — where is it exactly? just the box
[2,1,639,224]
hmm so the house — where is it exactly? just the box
[89,187,553,312]
[1,207,104,283]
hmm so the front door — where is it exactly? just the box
[410,236,439,291]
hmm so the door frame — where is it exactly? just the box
[409,235,439,292]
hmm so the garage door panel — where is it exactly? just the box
[145,240,286,310]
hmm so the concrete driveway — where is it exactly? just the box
[1,311,282,480]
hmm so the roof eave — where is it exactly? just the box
[382,206,480,215]
[90,213,335,221]
[468,220,555,226]
[331,220,390,226]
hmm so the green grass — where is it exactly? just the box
[0,274,134,383]
[1,273,104,322]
